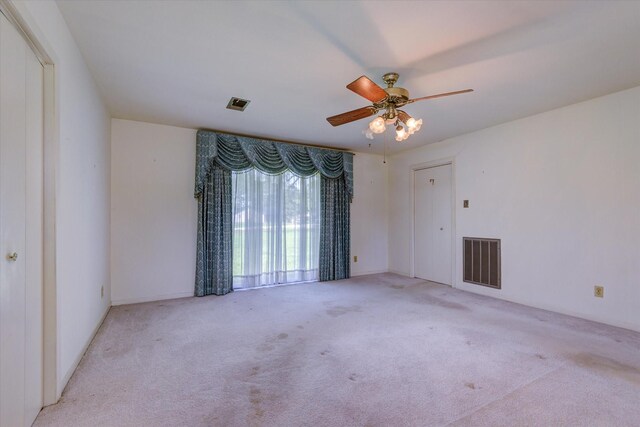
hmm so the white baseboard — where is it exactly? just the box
[57,303,111,399]
[351,269,389,277]
[111,291,193,306]
[453,282,640,333]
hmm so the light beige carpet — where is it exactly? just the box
[35,273,640,426]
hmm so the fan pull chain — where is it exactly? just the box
[383,129,387,164]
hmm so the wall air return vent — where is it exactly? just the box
[226,97,250,111]
[463,237,501,289]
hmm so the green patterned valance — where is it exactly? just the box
[195,130,354,198]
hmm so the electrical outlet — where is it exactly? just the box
[463,200,469,208]
[101,285,104,298]
[354,255,358,263]
[594,285,604,298]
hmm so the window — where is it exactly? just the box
[232,168,320,289]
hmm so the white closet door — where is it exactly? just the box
[24,27,44,426]
[0,12,44,427]
[414,164,452,285]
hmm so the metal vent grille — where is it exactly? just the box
[226,97,250,111]
[463,237,501,289]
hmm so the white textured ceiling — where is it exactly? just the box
[56,0,640,154]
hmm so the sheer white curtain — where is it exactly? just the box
[232,168,320,289]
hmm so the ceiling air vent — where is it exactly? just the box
[226,97,250,111]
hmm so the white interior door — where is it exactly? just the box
[414,164,452,285]
[0,12,44,427]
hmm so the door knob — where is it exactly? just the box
[6,252,17,262]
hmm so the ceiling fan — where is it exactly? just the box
[326,73,473,141]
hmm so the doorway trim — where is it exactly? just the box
[0,0,59,405]
[410,157,456,286]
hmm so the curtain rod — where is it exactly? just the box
[199,127,355,156]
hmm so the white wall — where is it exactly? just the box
[13,1,112,396]
[350,152,388,276]
[389,86,640,332]
[111,119,389,304]
[111,120,197,304]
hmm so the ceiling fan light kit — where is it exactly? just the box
[327,72,472,143]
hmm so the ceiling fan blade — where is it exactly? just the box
[326,106,376,127]
[346,76,388,103]
[408,89,474,104]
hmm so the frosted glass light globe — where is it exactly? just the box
[369,117,386,134]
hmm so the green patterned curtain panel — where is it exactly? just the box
[195,130,353,296]
[195,164,233,296]
[319,175,351,281]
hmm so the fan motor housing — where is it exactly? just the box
[385,86,409,100]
